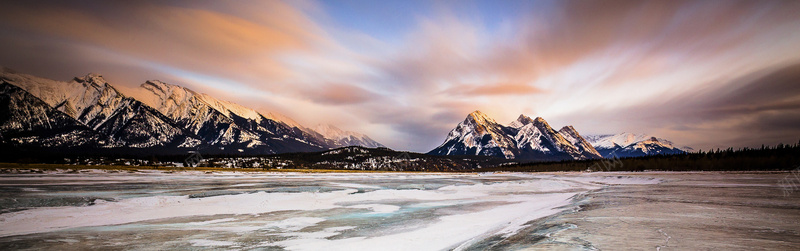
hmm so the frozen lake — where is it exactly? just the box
[0,170,797,250]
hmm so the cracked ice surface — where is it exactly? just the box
[0,171,659,250]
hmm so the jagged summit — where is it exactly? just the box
[469,110,486,116]
[586,132,652,149]
[558,125,602,159]
[73,73,108,87]
[429,111,602,161]
[428,110,516,159]
[141,80,188,94]
[509,114,534,128]
[467,110,497,125]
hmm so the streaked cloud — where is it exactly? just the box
[1,0,799,152]
[304,83,378,105]
[447,83,544,96]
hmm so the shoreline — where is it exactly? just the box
[2,162,796,175]
[0,162,452,174]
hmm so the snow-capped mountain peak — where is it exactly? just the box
[509,114,534,128]
[138,80,197,114]
[1,71,131,128]
[137,80,261,123]
[516,116,586,158]
[632,137,677,154]
[0,67,80,108]
[137,80,300,127]
[73,73,108,88]
[430,111,516,158]
[314,124,350,138]
[558,126,602,159]
[466,110,497,126]
[586,132,651,149]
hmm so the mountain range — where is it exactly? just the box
[428,111,603,161]
[1,68,690,161]
[0,67,384,155]
[428,111,689,161]
[584,133,690,158]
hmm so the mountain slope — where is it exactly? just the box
[0,82,101,148]
[135,80,338,153]
[1,71,199,148]
[429,111,602,161]
[0,67,385,154]
[558,126,603,159]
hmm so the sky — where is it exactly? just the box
[1,0,800,152]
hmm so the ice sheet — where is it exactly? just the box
[0,172,662,250]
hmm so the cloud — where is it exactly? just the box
[0,1,317,85]
[447,83,544,96]
[304,83,377,105]
[1,0,800,152]
[555,62,800,150]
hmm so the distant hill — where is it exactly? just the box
[584,133,688,158]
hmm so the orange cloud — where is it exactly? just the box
[305,83,377,105]
[2,0,800,152]
[0,1,323,87]
[447,83,544,96]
